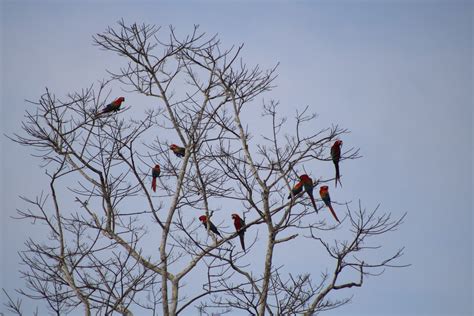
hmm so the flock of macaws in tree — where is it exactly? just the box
[99,97,344,252]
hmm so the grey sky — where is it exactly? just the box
[1,1,472,315]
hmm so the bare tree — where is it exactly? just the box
[5,21,407,316]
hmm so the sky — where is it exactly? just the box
[1,1,472,315]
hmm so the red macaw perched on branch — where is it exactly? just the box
[231,213,246,251]
[288,180,303,199]
[199,215,221,237]
[319,185,340,223]
[331,140,343,187]
[151,164,161,192]
[99,97,125,115]
[299,174,318,213]
[170,144,186,158]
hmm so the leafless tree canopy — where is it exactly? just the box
[6,21,407,316]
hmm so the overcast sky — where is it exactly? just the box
[1,1,472,315]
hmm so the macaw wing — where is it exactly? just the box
[288,182,304,198]
[320,192,331,204]
[303,183,313,193]
[210,222,221,236]
[240,218,246,232]
[331,145,340,160]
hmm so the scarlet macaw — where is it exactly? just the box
[231,213,246,251]
[331,140,343,187]
[299,174,318,213]
[99,97,125,114]
[151,164,161,192]
[170,144,185,157]
[199,215,221,237]
[288,180,304,199]
[319,185,340,223]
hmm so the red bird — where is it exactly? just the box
[151,164,161,192]
[319,185,340,223]
[331,140,343,187]
[231,213,246,251]
[170,144,186,158]
[288,180,304,199]
[199,215,221,237]
[99,97,125,114]
[299,174,318,213]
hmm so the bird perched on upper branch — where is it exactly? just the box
[199,215,221,237]
[231,213,246,251]
[288,179,304,199]
[319,185,340,223]
[99,97,125,115]
[151,164,161,192]
[170,144,185,157]
[331,140,343,187]
[299,174,318,213]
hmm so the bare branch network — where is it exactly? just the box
[5,21,408,316]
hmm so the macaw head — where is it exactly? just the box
[154,164,160,171]
[116,97,125,103]
[299,174,311,182]
[198,215,207,223]
[170,144,178,150]
[335,140,343,147]
[231,213,240,220]
[320,185,329,192]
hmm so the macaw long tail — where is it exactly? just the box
[328,205,340,223]
[95,110,105,119]
[239,232,246,251]
[101,108,111,115]
[152,177,157,192]
[309,194,319,213]
[334,162,341,187]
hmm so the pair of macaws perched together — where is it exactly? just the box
[288,174,340,223]
[199,214,246,251]
[150,144,186,192]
